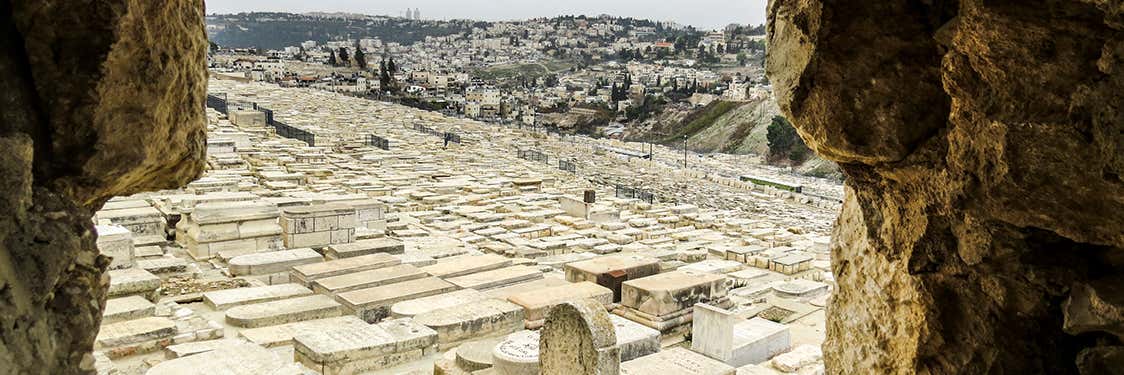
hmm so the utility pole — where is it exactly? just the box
[682,135,688,169]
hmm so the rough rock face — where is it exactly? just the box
[767,0,1123,374]
[0,1,207,374]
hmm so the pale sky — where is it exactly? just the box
[205,0,768,30]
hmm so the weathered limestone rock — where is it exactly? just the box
[0,1,207,372]
[766,0,1124,373]
[540,299,620,375]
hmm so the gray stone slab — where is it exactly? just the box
[290,253,400,286]
[102,295,155,324]
[239,315,371,348]
[445,265,544,291]
[147,342,303,375]
[324,238,404,259]
[311,263,427,295]
[621,347,735,375]
[420,253,511,278]
[336,277,459,322]
[225,295,343,328]
[203,283,314,310]
[228,248,323,276]
[294,318,437,375]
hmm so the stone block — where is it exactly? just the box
[311,263,427,295]
[290,252,400,286]
[414,299,525,349]
[225,295,343,328]
[324,238,405,259]
[96,224,135,270]
[228,248,323,276]
[390,289,491,318]
[446,265,544,291]
[294,318,438,375]
[507,282,613,327]
[203,283,314,310]
[336,276,458,322]
[102,295,155,324]
[621,347,735,375]
[239,315,371,348]
[420,253,511,279]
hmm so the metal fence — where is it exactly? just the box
[366,134,390,150]
[615,184,655,204]
[559,158,576,173]
[518,149,549,164]
[412,124,462,145]
[275,122,315,146]
[205,93,228,114]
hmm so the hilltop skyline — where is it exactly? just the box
[205,0,769,30]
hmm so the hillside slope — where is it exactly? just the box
[626,96,841,179]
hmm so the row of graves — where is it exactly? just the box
[85,79,834,374]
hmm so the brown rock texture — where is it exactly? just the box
[767,0,1124,374]
[0,1,206,374]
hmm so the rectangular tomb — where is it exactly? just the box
[412,299,525,350]
[290,253,400,286]
[294,318,438,375]
[324,237,404,259]
[335,277,459,322]
[564,254,661,302]
[445,265,544,291]
[311,264,427,296]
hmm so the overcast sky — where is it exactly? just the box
[206,0,768,30]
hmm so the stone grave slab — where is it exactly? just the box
[324,237,404,259]
[102,295,155,324]
[610,314,661,362]
[290,252,400,286]
[228,247,323,276]
[225,294,343,328]
[294,318,438,375]
[420,253,511,278]
[95,316,176,350]
[564,254,661,302]
[507,281,613,328]
[203,283,314,310]
[445,265,544,291]
[147,342,303,375]
[413,299,525,349]
[620,347,735,375]
[492,330,540,375]
[336,276,458,322]
[107,267,161,300]
[389,289,491,318]
[239,315,371,348]
[311,263,427,295]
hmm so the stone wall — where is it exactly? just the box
[0,1,207,373]
[766,0,1123,373]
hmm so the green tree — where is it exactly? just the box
[337,47,350,65]
[328,51,339,66]
[353,45,367,69]
[766,115,810,163]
